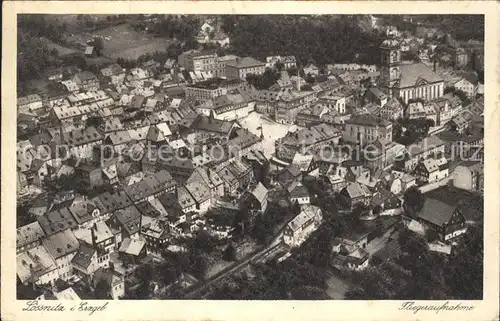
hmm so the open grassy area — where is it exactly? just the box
[40,37,79,56]
[66,23,172,60]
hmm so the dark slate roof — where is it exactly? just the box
[417,198,456,227]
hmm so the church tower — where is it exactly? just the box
[380,39,401,98]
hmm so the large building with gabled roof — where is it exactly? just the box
[379,39,444,104]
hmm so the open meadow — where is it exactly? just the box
[66,23,172,60]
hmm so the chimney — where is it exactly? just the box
[433,60,437,72]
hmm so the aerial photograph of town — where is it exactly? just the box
[16,14,484,300]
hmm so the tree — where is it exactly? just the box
[157,261,180,286]
[403,186,424,213]
[444,224,483,299]
[223,244,237,262]
[93,37,105,56]
[94,279,111,300]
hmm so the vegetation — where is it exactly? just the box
[94,279,111,300]
[207,258,329,300]
[393,117,435,146]
[221,15,385,66]
[245,69,281,90]
[345,225,483,299]
[403,186,425,213]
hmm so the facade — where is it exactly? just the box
[379,39,444,104]
[42,230,80,282]
[283,205,322,247]
[414,157,449,184]
[417,198,467,242]
[343,114,393,147]
[453,161,484,193]
[454,76,478,99]
[226,57,266,80]
[184,78,245,101]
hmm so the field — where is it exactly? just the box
[40,37,78,56]
[66,23,172,60]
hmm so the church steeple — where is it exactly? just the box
[380,39,401,98]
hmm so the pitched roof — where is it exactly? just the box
[17,221,46,249]
[71,241,96,269]
[345,114,391,127]
[397,63,443,88]
[288,205,321,232]
[114,206,142,235]
[17,245,57,283]
[226,57,265,69]
[42,229,79,259]
[418,198,457,227]
[118,237,146,256]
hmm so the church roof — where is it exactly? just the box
[396,63,443,88]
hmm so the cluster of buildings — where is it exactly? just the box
[17,20,484,296]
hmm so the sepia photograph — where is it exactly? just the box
[13,13,487,302]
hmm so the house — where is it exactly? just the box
[276,164,302,187]
[75,164,104,189]
[217,159,253,195]
[42,229,80,282]
[85,46,96,58]
[17,94,43,112]
[16,221,46,254]
[176,186,197,213]
[289,182,311,205]
[226,57,266,80]
[92,267,125,300]
[186,167,225,200]
[399,135,445,172]
[71,241,100,276]
[241,181,269,214]
[453,161,484,193]
[338,182,372,210]
[140,215,171,255]
[72,71,100,91]
[405,101,437,124]
[303,64,319,76]
[68,199,101,229]
[292,153,316,174]
[17,244,58,286]
[118,237,147,264]
[417,198,467,242]
[110,205,142,243]
[275,124,341,162]
[364,87,388,107]
[453,74,479,99]
[74,221,115,267]
[371,188,403,215]
[332,237,370,271]
[414,157,449,184]
[343,114,393,148]
[37,208,78,236]
[185,179,212,215]
[283,205,322,247]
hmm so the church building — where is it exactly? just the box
[379,39,445,104]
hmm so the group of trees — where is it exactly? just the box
[345,224,483,300]
[249,202,300,244]
[131,15,199,45]
[207,257,329,300]
[245,69,281,90]
[221,15,385,66]
[393,117,435,146]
